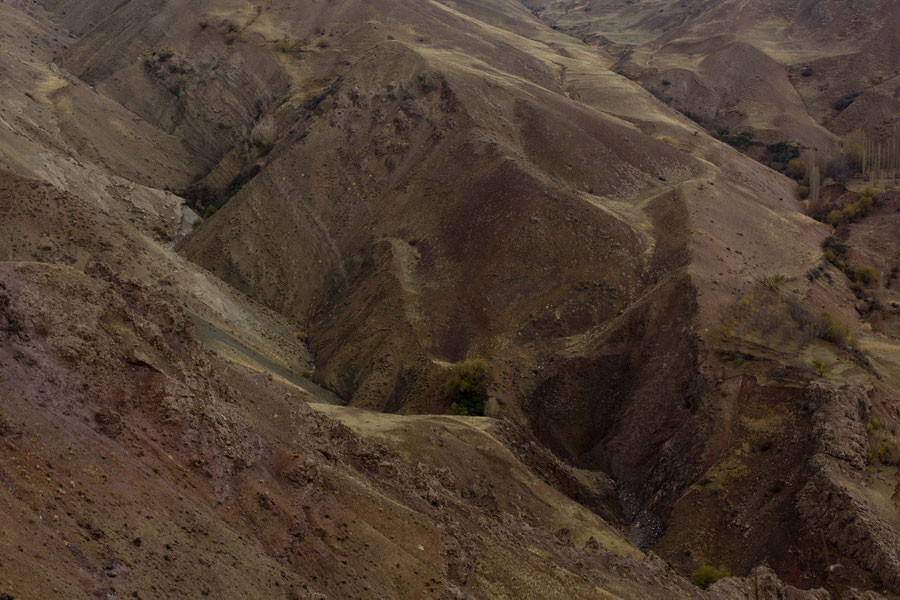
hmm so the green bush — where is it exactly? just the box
[762,274,784,291]
[859,186,879,202]
[767,141,800,164]
[852,265,877,285]
[690,565,730,589]
[816,312,850,346]
[826,209,843,226]
[830,189,879,225]
[722,131,752,152]
[822,236,848,269]
[786,158,807,180]
[446,359,489,416]
[811,360,829,377]
[797,185,809,199]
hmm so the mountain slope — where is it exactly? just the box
[529,0,899,146]
[0,0,897,596]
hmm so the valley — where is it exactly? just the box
[0,0,897,597]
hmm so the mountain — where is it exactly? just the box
[529,0,900,145]
[0,0,898,597]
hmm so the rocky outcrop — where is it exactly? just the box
[0,260,758,599]
[804,382,871,471]
[797,383,900,593]
[710,566,830,600]
[710,565,886,600]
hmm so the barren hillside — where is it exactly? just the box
[527,0,899,147]
[0,0,898,597]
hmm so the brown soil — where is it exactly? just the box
[0,257,882,599]
[0,0,897,597]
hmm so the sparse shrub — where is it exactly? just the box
[858,195,874,214]
[446,359,489,416]
[766,141,800,164]
[852,265,877,286]
[275,37,306,53]
[867,419,900,465]
[719,325,734,341]
[721,131,752,152]
[859,186,879,203]
[833,91,861,111]
[690,565,730,589]
[874,440,900,465]
[203,205,217,218]
[787,295,813,327]
[249,115,276,148]
[762,275,784,291]
[822,236,848,269]
[804,264,824,282]
[847,346,876,374]
[786,159,807,180]
[797,185,809,199]
[825,188,879,227]
[182,184,224,215]
[811,360,829,377]
[661,79,671,86]
[815,312,850,346]
[826,209,843,226]
[748,306,781,337]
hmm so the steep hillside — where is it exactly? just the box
[0,0,897,597]
[0,257,647,599]
[4,167,883,599]
[2,250,880,599]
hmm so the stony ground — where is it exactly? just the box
[0,0,897,597]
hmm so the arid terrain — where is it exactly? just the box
[0,0,898,598]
